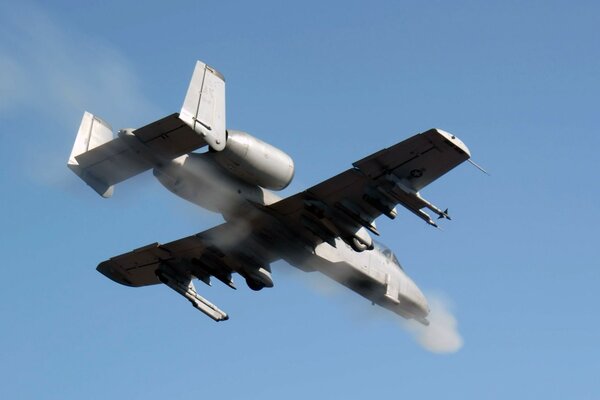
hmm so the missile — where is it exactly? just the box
[383,174,450,223]
[439,208,451,220]
[422,201,450,220]
[413,208,438,228]
[156,270,228,321]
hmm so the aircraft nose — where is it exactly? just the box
[411,286,430,326]
[407,280,429,317]
[415,292,429,316]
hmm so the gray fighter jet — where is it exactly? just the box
[68,61,472,325]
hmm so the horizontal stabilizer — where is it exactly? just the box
[68,60,227,197]
[68,113,214,197]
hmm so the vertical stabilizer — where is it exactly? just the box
[179,61,226,151]
[68,112,113,164]
[68,112,115,197]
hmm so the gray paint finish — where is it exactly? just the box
[71,60,472,326]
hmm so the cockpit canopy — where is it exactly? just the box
[373,241,403,270]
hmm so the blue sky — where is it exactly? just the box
[1,1,599,398]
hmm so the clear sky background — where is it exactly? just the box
[1,1,599,398]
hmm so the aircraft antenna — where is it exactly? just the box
[468,159,489,176]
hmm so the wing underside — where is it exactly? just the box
[267,128,471,248]
[98,221,278,288]
[97,219,281,320]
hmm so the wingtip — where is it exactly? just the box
[434,129,471,158]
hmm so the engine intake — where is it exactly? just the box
[213,130,294,190]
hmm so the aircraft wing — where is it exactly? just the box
[97,219,279,289]
[96,217,282,321]
[268,129,471,248]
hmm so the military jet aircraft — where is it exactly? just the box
[68,60,472,326]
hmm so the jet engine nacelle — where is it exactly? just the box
[213,130,294,190]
